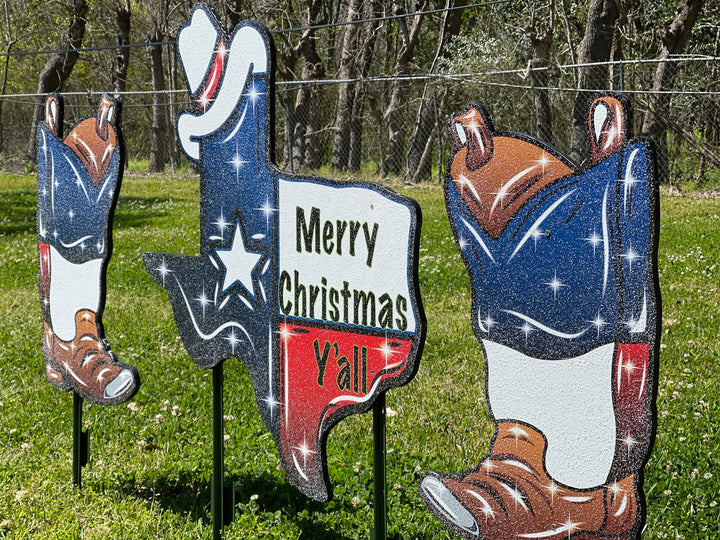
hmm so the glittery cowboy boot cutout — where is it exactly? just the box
[420,95,658,539]
[38,95,139,405]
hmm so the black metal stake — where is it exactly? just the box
[211,361,234,538]
[371,392,387,540]
[212,362,224,540]
[72,391,89,487]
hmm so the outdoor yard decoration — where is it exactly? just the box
[143,3,424,518]
[419,93,660,539]
[37,94,140,406]
[37,93,140,487]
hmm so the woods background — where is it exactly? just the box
[0,0,715,186]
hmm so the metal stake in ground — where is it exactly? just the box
[72,391,89,487]
[212,361,235,539]
[371,392,387,540]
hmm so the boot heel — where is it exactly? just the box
[45,361,69,391]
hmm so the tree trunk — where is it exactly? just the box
[525,2,554,145]
[641,0,703,184]
[0,0,16,153]
[290,0,325,172]
[281,91,295,171]
[348,0,383,172]
[559,0,577,86]
[274,0,325,172]
[291,43,324,172]
[381,0,426,178]
[26,0,88,160]
[530,56,553,144]
[0,41,12,154]
[278,42,300,171]
[568,0,619,165]
[296,65,325,170]
[331,0,363,173]
[405,0,465,184]
[113,0,131,96]
[225,0,244,31]
[610,19,624,91]
[148,28,168,173]
[698,25,720,183]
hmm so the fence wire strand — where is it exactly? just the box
[0,57,718,186]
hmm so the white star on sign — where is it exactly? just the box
[214,220,263,299]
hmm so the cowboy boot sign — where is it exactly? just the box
[37,94,140,406]
[419,95,660,539]
[143,4,424,502]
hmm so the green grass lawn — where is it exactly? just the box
[0,172,718,539]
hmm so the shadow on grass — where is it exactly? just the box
[109,468,209,521]
[113,196,177,231]
[0,189,36,237]
[230,470,359,539]
[112,468,358,539]
[0,191,177,238]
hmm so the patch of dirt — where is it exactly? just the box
[661,186,720,198]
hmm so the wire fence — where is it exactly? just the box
[1,55,719,185]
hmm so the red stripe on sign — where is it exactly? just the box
[278,322,413,492]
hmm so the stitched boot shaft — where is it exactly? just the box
[443,97,657,478]
[37,96,120,267]
[43,310,138,405]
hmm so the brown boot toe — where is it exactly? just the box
[42,310,139,405]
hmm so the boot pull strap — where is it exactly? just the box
[95,95,118,142]
[45,95,64,138]
[450,105,493,171]
[588,95,628,164]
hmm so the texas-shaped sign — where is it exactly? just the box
[143,4,424,502]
